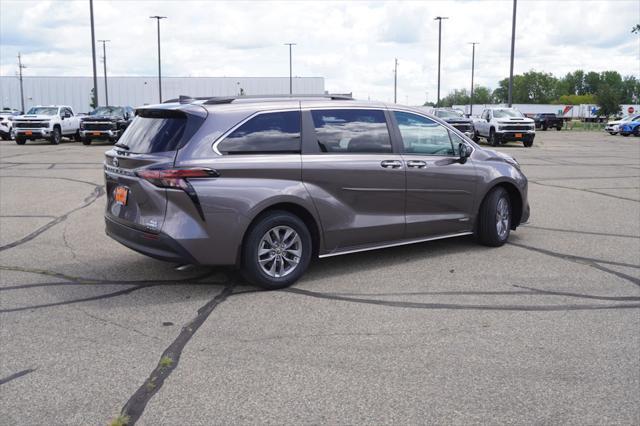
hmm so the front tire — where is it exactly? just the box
[489,129,499,147]
[241,211,312,289]
[15,136,26,145]
[82,138,92,146]
[50,127,61,145]
[477,187,511,247]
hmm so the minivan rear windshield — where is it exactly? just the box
[117,111,186,153]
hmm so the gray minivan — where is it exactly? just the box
[104,95,529,289]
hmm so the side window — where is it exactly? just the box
[448,131,467,156]
[64,108,73,117]
[393,111,455,156]
[217,111,301,155]
[311,109,392,153]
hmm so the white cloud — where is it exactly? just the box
[1,0,638,105]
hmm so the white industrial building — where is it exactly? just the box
[0,76,325,113]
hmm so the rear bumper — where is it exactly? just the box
[105,216,198,264]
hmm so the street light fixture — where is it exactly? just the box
[284,43,296,95]
[98,39,110,106]
[434,16,448,107]
[150,16,167,103]
[468,42,479,116]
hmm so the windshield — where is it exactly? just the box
[435,109,464,119]
[90,106,125,117]
[26,107,58,116]
[493,109,524,118]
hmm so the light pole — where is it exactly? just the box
[434,16,448,107]
[17,53,26,113]
[469,42,479,116]
[284,43,296,94]
[393,58,398,104]
[508,0,517,107]
[150,16,167,103]
[89,0,99,107]
[98,39,110,106]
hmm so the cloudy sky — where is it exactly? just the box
[1,0,638,104]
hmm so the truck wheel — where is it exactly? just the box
[477,187,511,247]
[556,124,562,131]
[82,138,92,146]
[523,139,533,147]
[73,130,81,142]
[633,128,640,137]
[472,131,480,143]
[241,210,312,290]
[542,123,548,131]
[50,127,61,145]
[15,136,26,145]
[489,129,499,147]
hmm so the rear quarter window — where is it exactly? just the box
[216,111,301,155]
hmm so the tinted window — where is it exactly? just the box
[311,109,391,153]
[117,116,186,153]
[394,111,455,156]
[218,111,300,154]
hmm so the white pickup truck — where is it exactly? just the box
[13,105,81,145]
[473,107,536,147]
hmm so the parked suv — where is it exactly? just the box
[532,113,563,131]
[80,106,135,145]
[105,95,530,289]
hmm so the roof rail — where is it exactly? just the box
[163,93,353,105]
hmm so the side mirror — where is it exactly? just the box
[459,143,471,163]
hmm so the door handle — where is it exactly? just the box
[380,160,403,169]
[406,160,427,168]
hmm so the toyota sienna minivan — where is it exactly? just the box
[104,95,529,289]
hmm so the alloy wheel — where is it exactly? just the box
[495,197,510,240]
[257,225,302,278]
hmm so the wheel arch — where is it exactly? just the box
[238,201,322,264]
[478,180,524,230]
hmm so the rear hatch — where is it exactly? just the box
[104,106,206,233]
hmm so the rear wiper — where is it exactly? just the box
[114,143,129,150]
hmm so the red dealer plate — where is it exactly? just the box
[515,133,523,138]
[25,131,32,136]
[92,132,101,136]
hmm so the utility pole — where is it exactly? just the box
[284,43,296,94]
[150,16,167,103]
[89,0,99,107]
[17,53,26,113]
[98,40,110,106]
[508,0,517,107]
[469,42,479,116]
[434,16,448,107]
[393,58,398,104]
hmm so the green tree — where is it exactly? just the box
[472,86,493,104]
[621,75,639,103]
[596,83,622,117]
[555,94,596,105]
[440,88,470,107]
[584,71,601,94]
[557,70,585,96]
[492,71,559,103]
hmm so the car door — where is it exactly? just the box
[476,109,488,136]
[301,107,406,253]
[390,110,478,239]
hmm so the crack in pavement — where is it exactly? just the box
[118,284,235,425]
[521,225,640,239]
[529,180,640,203]
[508,242,640,287]
[76,308,162,341]
[0,368,36,386]
[0,177,105,252]
[281,287,640,311]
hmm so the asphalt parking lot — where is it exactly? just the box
[0,131,638,425]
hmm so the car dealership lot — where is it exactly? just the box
[0,132,638,425]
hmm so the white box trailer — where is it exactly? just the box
[453,103,640,120]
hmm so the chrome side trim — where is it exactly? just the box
[318,231,473,258]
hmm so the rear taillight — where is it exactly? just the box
[136,168,218,221]
[136,168,218,189]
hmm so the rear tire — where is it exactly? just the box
[82,138,92,145]
[241,211,312,290]
[477,187,511,247]
[15,136,26,145]
[50,127,61,145]
[556,124,562,131]
[542,123,548,131]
